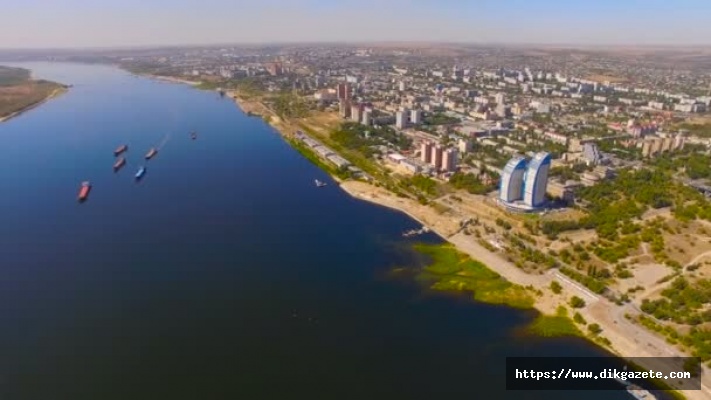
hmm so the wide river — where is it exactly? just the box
[0,63,634,399]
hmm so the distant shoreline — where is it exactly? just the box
[0,86,67,123]
[140,73,200,86]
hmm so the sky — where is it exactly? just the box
[3,0,711,48]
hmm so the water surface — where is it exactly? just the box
[0,63,633,400]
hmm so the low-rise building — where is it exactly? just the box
[326,154,351,168]
[547,180,580,204]
[458,138,473,153]
[314,145,334,158]
[400,160,421,174]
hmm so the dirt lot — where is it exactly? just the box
[303,111,341,134]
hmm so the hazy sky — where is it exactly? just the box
[3,0,711,48]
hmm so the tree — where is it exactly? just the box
[588,323,602,335]
[570,296,586,308]
[550,281,562,294]
[573,312,587,325]
[449,172,496,195]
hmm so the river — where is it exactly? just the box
[0,62,636,399]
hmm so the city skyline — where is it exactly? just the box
[4,0,711,49]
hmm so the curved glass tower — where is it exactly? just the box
[523,152,551,208]
[499,156,527,203]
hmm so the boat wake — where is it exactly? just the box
[157,132,172,150]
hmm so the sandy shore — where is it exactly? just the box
[143,74,200,86]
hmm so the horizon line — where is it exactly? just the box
[2,40,711,52]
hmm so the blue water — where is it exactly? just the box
[0,63,634,400]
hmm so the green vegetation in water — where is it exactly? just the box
[415,243,534,309]
[526,306,583,338]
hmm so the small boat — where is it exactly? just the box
[145,148,158,160]
[135,166,147,180]
[113,157,126,172]
[190,131,197,140]
[315,179,327,187]
[77,181,91,202]
[114,144,128,156]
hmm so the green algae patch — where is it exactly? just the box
[415,243,535,309]
[527,307,583,338]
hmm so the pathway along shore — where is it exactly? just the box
[221,86,710,399]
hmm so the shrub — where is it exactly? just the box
[588,323,602,335]
[570,296,586,308]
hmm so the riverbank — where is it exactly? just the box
[155,79,703,397]
[0,85,67,123]
[225,91,706,399]
[141,74,200,86]
[341,179,707,400]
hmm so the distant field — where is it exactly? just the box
[0,66,63,119]
[0,66,31,86]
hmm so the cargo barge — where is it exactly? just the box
[135,166,146,180]
[78,181,91,202]
[113,157,126,172]
[114,144,128,156]
[145,148,158,160]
